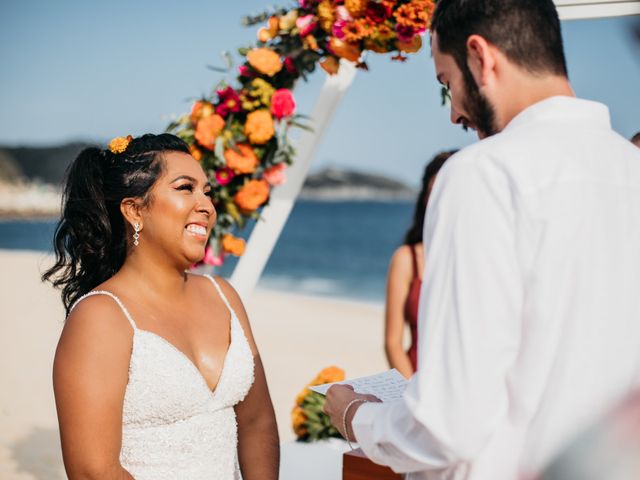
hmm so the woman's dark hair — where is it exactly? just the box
[431,0,568,78]
[404,150,457,245]
[42,133,190,315]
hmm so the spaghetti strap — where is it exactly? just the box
[68,290,137,330]
[202,274,238,318]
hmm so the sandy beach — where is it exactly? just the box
[0,249,387,479]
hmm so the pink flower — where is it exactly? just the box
[203,245,224,267]
[270,89,296,119]
[332,20,347,39]
[215,167,235,186]
[296,14,317,37]
[215,86,242,117]
[238,65,253,77]
[263,164,287,186]
[335,5,352,22]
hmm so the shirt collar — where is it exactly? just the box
[503,96,611,133]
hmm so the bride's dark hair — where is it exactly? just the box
[42,133,190,315]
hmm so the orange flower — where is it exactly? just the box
[222,234,246,256]
[188,144,203,162]
[224,144,259,174]
[303,35,319,51]
[234,179,270,212]
[320,56,340,75]
[295,387,310,406]
[345,0,367,18]
[244,109,275,144]
[190,100,215,126]
[394,1,431,30]
[342,21,366,42]
[397,34,422,53]
[108,135,133,154]
[364,39,390,54]
[291,406,308,437]
[312,366,345,386]
[329,38,362,62]
[194,114,225,151]
[246,48,283,76]
[257,28,271,43]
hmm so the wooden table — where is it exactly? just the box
[343,448,403,480]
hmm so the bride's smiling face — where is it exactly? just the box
[139,151,216,266]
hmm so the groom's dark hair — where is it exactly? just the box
[431,0,568,77]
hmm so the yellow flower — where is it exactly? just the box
[318,0,335,32]
[246,48,283,77]
[108,135,133,154]
[280,10,299,31]
[241,78,276,112]
[244,110,275,145]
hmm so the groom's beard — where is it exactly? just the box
[461,62,497,139]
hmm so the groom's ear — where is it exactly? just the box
[465,34,497,88]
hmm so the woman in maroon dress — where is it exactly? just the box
[384,151,455,378]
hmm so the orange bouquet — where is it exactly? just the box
[291,366,345,442]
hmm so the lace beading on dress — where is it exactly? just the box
[69,275,255,479]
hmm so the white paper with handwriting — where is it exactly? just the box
[309,369,408,402]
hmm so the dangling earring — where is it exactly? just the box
[133,223,141,247]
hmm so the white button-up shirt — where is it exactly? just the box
[353,96,640,479]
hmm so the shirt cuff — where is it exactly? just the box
[351,401,387,465]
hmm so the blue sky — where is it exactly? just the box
[1,0,639,184]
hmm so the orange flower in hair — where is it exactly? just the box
[234,179,270,212]
[108,135,133,154]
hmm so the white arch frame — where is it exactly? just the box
[230,1,640,299]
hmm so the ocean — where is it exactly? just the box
[0,200,415,303]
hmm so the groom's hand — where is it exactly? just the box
[324,385,381,441]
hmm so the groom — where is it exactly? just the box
[325,0,640,478]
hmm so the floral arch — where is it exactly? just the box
[167,0,639,297]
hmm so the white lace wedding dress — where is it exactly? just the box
[69,274,255,479]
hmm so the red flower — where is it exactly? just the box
[270,89,296,119]
[395,24,416,43]
[284,57,298,74]
[238,65,253,77]
[365,1,391,23]
[296,14,317,37]
[215,86,242,117]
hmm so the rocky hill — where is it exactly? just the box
[301,167,415,201]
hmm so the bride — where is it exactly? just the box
[43,133,279,479]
